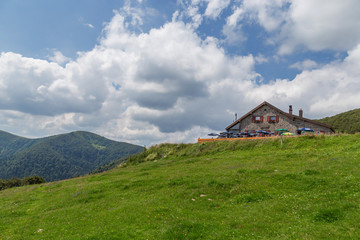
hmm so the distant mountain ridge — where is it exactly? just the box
[0,130,144,181]
[319,108,360,134]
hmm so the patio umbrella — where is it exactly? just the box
[256,130,268,133]
[208,133,218,136]
[297,127,314,132]
[281,132,295,136]
[275,128,288,132]
[276,129,289,145]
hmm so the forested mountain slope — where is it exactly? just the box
[0,131,143,181]
[319,108,360,133]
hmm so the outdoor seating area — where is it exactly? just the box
[199,128,316,143]
[209,130,275,139]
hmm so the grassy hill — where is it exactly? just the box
[319,108,360,133]
[1,134,360,239]
[0,131,143,181]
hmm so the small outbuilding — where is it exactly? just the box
[226,101,334,135]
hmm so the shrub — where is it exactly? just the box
[0,176,46,191]
[23,176,46,185]
[7,178,22,188]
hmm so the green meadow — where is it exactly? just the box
[1,134,360,239]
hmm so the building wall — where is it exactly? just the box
[228,105,333,134]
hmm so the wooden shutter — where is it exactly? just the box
[267,116,270,122]
[252,116,255,123]
[260,116,263,122]
[276,116,279,122]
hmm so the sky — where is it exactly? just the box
[0,0,360,146]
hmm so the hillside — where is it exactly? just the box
[319,108,360,133]
[1,135,360,239]
[0,131,143,181]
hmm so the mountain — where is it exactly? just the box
[1,135,360,239]
[319,108,360,133]
[0,130,143,181]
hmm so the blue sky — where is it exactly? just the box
[0,0,359,145]
[0,1,123,58]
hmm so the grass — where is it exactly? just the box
[1,134,360,239]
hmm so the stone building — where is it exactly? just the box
[226,101,334,134]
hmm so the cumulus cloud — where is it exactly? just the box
[254,54,269,64]
[222,7,246,44]
[290,59,318,70]
[0,7,259,145]
[0,2,360,146]
[98,12,259,134]
[246,44,360,117]
[203,0,231,19]
[222,0,289,46]
[176,1,203,29]
[241,0,289,32]
[279,0,360,54]
[222,0,360,54]
[178,0,231,28]
[47,50,71,65]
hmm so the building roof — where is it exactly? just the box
[225,101,334,132]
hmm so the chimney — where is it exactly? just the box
[235,113,237,121]
[299,108,303,118]
[289,105,293,115]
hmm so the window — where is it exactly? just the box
[267,115,279,123]
[252,116,263,123]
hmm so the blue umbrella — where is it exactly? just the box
[297,127,314,132]
[218,132,231,138]
[208,133,218,136]
[256,130,267,133]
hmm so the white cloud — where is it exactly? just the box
[178,0,231,28]
[186,5,203,28]
[226,7,244,27]
[0,9,259,145]
[222,0,360,54]
[222,0,288,46]
[246,43,360,117]
[222,7,246,44]
[175,0,203,29]
[204,0,231,19]
[255,54,269,64]
[241,0,289,32]
[86,23,95,29]
[279,0,360,54]
[121,1,144,27]
[47,50,71,65]
[290,59,318,70]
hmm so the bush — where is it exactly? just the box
[0,179,5,190]
[0,176,46,191]
[7,178,22,188]
[23,176,46,185]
